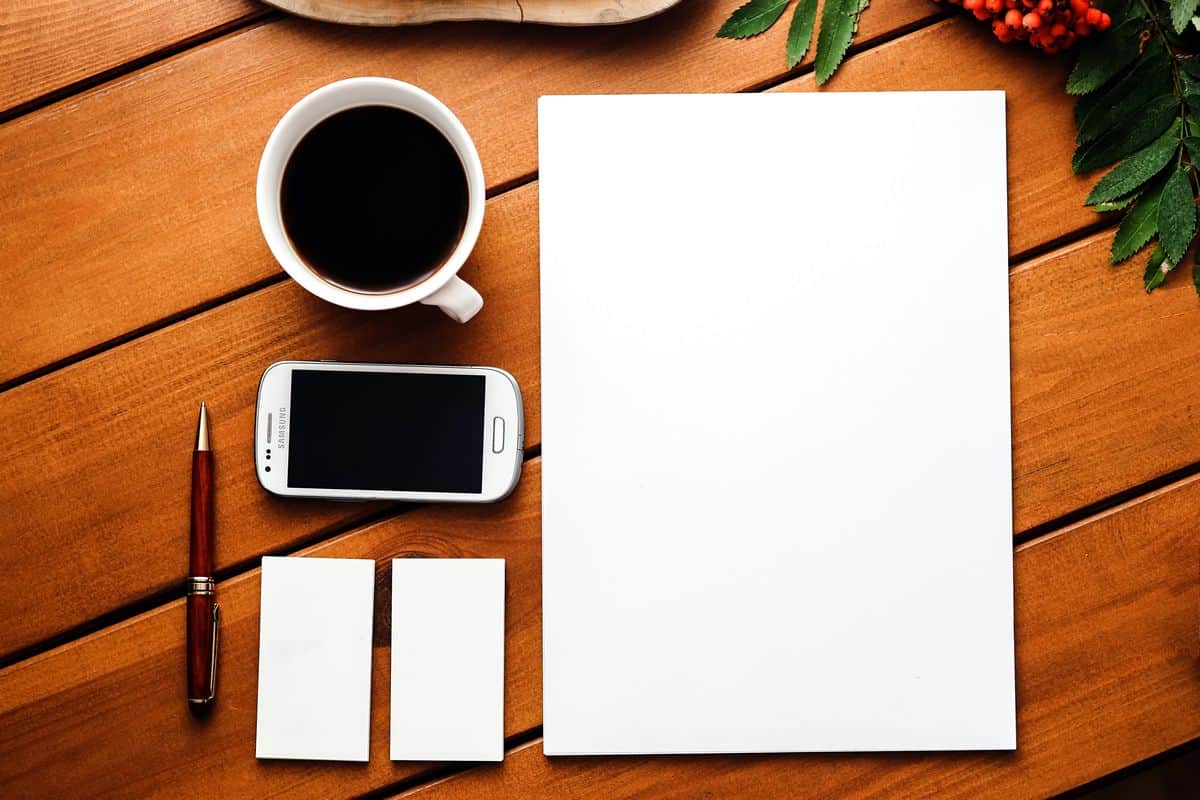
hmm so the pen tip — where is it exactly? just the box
[196,402,210,451]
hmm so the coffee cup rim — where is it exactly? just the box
[256,77,485,311]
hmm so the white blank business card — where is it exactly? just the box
[255,556,375,761]
[391,558,505,761]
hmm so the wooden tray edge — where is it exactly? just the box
[262,0,685,26]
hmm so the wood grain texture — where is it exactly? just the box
[0,461,543,800]
[1075,747,1200,800]
[773,19,1092,258]
[4,186,1200,663]
[0,183,542,662]
[0,0,939,386]
[1010,233,1200,529]
[3,463,1198,799]
[396,477,1200,800]
[0,0,262,115]
[265,0,682,26]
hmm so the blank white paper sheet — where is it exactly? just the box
[539,93,1015,755]
[391,559,505,762]
[256,556,375,761]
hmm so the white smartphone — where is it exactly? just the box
[255,361,523,502]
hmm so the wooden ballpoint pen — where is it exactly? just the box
[187,401,219,708]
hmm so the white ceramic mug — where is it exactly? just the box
[256,77,485,323]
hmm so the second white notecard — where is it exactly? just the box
[390,558,505,761]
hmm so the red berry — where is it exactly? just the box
[956,0,1089,52]
[1097,11,1111,29]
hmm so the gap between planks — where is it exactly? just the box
[0,443,541,672]
[0,9,952,395]
[351,727,544,800]
[1,0,1185,713]
[2,8,1191,797]
[0,11,279,124]
[0,424,1183,675]
[0,121,1177,667]
[387,732,1200,800]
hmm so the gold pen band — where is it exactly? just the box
[186,576,215,596]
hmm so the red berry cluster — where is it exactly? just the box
[934,0,1111,53]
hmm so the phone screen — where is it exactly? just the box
[287,369,486,493]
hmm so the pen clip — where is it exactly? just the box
[207,603,220,703]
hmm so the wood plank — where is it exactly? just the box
[4,189,1200,664]
[0,0,262,115]
[5,463,1199,799]
[2,112,1200,657]
[0,460,543,800]
[396,477,1200,800]
[1009,233,1200,530]
[1074,746,1200,800]
[0,2,951,386]
[773,19,1092,257]
[0,183,542,662]
[4,15,1195,661]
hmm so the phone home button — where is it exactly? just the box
[491,416,505,453]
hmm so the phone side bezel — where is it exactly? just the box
[254,360,524,503]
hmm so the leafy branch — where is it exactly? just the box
[717,0,870,83]
[1070,0,1200,295]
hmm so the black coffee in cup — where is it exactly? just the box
[279,105,469,294]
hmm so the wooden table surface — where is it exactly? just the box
[1,1,1198,797]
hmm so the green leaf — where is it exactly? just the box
[1143,242,1170,291]
[1067,21,1143,95]
[1180,61,1200,102]
[1072,95,1178,173]
[785,0,818,68]
[1185,137,1200,164]
[1180,66,1200,98]
[1171,0,1200,33]
[1107,0,1140,26]
[1075,51,1171,144]
[1112,178,1167,263]
[717,0,791,39]
[813,0,869,85]
[1095,193,1141,212]
[1158,165,1197,263]
[1086,120,1181,205]
[1074,44,1167,123]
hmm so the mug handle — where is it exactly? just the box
[420,275,484,323]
